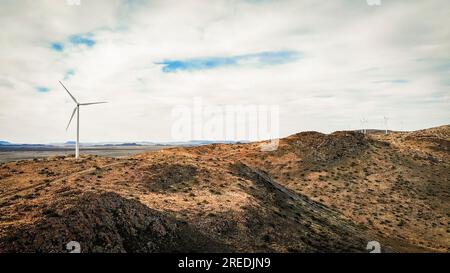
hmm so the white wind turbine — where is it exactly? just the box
[59,81,107,159]
[360,118,368,134]
[383,116,389,135]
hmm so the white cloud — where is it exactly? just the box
[0,0,449,143]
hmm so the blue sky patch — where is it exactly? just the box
[437,61,450,71]
[36,86,50,93]
[390,79,409,84]
[64,69,76,80]
[156,50,302,72]
[51,42,64,52]
[70,34,96,47]
[374,79,409,84]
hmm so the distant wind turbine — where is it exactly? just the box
[383,116,389,135]
[59,81,107,159]
[360,118,368,134]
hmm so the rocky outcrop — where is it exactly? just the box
[0,192,229,253]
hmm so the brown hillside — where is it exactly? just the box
[0,126,448,252]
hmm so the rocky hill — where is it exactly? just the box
[0,126,448,252]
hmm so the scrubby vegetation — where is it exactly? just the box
[0,125,448,252]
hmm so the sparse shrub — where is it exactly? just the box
[209,189,222,195]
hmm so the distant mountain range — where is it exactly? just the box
[0,140,244,148]
[0,141,47,147]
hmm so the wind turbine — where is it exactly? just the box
[383,116,389,135]
[360,118,368,134]
[59,81,107,159]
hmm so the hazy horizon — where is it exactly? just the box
[1,124,448,145]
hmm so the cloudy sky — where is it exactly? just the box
[0,0,449,143]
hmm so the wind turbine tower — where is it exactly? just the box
[59,81,107,159]
[360,118,368,134]
[384,116,389,135]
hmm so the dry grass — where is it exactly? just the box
[0,126,448,252]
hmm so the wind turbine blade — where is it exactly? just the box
[66,107,77,130]
[59,81,78,104]
[79,101,108,106]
